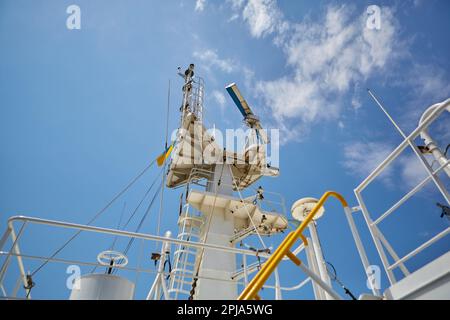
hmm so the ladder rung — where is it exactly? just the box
[171,268,195,274]
[174,248,198,255]
[180,261,195,267]
[171,278,193,285]
[168,289,191,296]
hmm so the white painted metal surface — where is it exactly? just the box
[69,274,135,300]
[290,197,333,299]
[384,251,450,300]
[147,231,172,300]
[188,189,288,236]
[291,198,325,221]
[194,164,239,300]
[169,206,203,299]
[351,97,450,298]
[418,100,450,177]
[308,222,332,300]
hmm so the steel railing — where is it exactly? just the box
[0,215,312,300]
[354,98,450,285]
[238,191,351,300]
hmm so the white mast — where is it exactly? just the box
[166,64,287,299]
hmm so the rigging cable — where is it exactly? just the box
[249,185,282,218]
[113,189,162,273]
[119,168,164,232]
[133,235,146,290]
[315,223,357,300]
[326,262,357,300]
[111,170,165,274]
[114,168,165,273]
[24,273,35,299]
[99,201,127,275]
[91,167,164,274]
[164,254,172,280]
[109,202,127,251]
[189,163,225,300]
[123,183,162,255]
[156,79,172,239]
[227,163,268,249]
[188,156,270,299]
[30,159,157,277]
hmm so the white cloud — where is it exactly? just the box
[351,96,362,110]
[418,230,431,238]
[193,49,235,73]
[248,5,400,141]
[211,90,226,110]
[400,154,429,189]
[228,13,240,22]
[431,115,450,148]
[406,64,450,101]
[351,82,362,110]
[241,0,283,38]
[208,2,445,146]
[280,5,398,80]
[394,63,450,132]
[195,0,206,12]
[342,141,395,181]
[256,77,327,121]
[217,1,448,189]
[342,141,434,189]
[228,0,245,10]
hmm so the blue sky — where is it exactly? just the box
[0,0,449,300]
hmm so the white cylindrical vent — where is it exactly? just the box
[70,274,135,300]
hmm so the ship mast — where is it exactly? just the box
[166,64,287,299]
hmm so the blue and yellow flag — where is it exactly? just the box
[156,143,174,167]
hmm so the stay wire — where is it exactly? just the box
[91,168,163,274]
[326,261,357,300]
[227,164,267,249]
[189,164,225,299]
[155,80,171,247]
[31,159,156,277]
[123,180,163,256]
[121,168,164,232]
[109,202,127,251]
[112,177,164,274]
[315,223,357,300]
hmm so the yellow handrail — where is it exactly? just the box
[238,191,349,300]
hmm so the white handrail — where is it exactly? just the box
[4,216,270,257]
[0,215,316,299]
[373,159,450,226]
[387,227,450,271]
[356,98,450,195]
[353,98,450,287]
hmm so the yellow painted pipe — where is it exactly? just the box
[238,191,349,300]
[238,232,295,299]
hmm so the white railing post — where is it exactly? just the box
[354,192,397,284]
[344,206,380,296]
[274,268,282,300]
